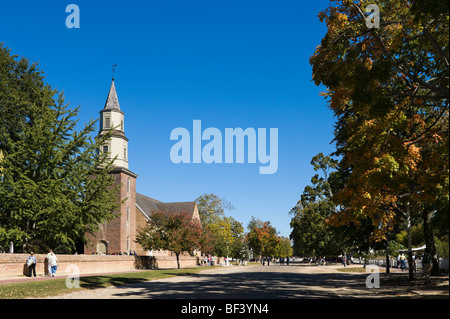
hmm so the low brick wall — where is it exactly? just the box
[0,253,199,279]
[151,255,200,269]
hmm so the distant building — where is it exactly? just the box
[84,79,200,256]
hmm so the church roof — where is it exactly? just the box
[104,79,121,110]
[135,193,198,220]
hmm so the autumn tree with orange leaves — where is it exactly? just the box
[310,0,448,278]
[246,217,281,260]
[136,211,208,269]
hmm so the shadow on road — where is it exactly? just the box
[103,267,407,299]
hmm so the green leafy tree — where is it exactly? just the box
[276,237,293,259]
[0,43,120,253]
[246,216,280,259]
[135,211,205,269]
[290,154,342,257]
[195,193,243,258]
[310,0,448,277]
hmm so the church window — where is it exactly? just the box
[121,120,124,131]
[127,177,130,193]
[127,206,130,222]
[103,145,108,153]
[124,147,127,160]
[105,118,110,129]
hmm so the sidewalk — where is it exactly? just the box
[0,269,154,286]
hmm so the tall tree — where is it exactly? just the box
[246,216,280,259]
[276,237,293,259]
[290,153,345,257]
[195,193,234,226]
[135,211,205,269]
[310,1,449,278]
[195,193,242,258]
[0,43,120,253]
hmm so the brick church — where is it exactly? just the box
[84,79,200,256]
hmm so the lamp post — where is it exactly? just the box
[226,241,229,266]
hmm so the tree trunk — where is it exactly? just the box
[406,202,414,281]
[176,252,181,269]
[422,208,440,275]
[385,240,390,274]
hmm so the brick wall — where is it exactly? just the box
[84,169,137,255]
[0,253,199,279]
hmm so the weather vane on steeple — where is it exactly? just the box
[112,64,117,81]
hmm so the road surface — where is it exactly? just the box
[46,263,449,299]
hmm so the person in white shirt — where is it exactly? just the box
[48,251,58,276]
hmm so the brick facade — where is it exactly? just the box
[85,168,138,255]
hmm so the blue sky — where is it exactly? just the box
[1,0,336,238]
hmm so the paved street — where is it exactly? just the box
[47,263,449,299]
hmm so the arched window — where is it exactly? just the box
[127,206,130,222]
[127,177,130,193]
[97,241,107,255]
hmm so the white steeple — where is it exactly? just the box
[99,79,129,169]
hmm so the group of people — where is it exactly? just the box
[91,250,137,256]
[202,255,215,266]
[396,251,433,284]
[260,257,290,266]
[26,249,59,277]
[306,256,353,266]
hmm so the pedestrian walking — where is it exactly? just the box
[400,253,406,271]
[48,251,58,276]
[412,252,417,272]
[397,254,401,268]
[422,249,432,285]
[27,252,37,277]
[341,255,346,267]
[46,249,53,276]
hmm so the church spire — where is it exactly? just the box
[104,79,121,111]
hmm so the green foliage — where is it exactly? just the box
[309,2,448,275]
[195,193,226,226]
[276,237,293,258]
[395,224,424,248]
[195,193,244,258]
[289,153,343,257]
[246,216,281,258]
[135,211,205,268]
[0,43,120,253]
[435,235,449,258]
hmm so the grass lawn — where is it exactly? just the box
[337,266,390,273]
[0,266,213,299]
[336,267,367,273]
